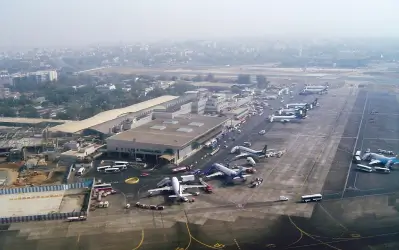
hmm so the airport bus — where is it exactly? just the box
[114,161,129,166]
[356,164,373,173]
[104,168,121,174]
[97,166,112,172]
[374,167,390,173]
[301,194,323,203]
[93,183,113,192]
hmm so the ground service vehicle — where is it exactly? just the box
[301,194,322,203]
[353,156,361,164]
[356,164,373,173]
[374,167,390,173]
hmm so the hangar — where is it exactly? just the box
[48,95,180,136]
[106,115,228,164]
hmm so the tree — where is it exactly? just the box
[167,83,196,96]
[192,74,203,82]
[19,105,39,118]
[205,73,215,82]
[256,75,269,89]
[237,74,251,84]
[0,107,17,117]
[231,85,242,94]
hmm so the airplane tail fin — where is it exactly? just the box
[262,145,268,153]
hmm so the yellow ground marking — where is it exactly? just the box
[132,230,144,250]
[288,216,342,250]
[125,177,140,184]
[185,221,225,249]
[286,230,303,247]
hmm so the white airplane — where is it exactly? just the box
[362,153,399,168]
[147,177,205,201]
[204,163,251,180]
[231,144,269,155]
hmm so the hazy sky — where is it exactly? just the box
[1,0,398,47]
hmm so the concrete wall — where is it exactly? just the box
[0,180,93,224]
[178,144,193,161]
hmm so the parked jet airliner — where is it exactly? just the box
[147,177,205,201]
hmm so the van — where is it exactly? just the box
[353,156,361,164]
[76,167,85,176]
[355,151,361,157]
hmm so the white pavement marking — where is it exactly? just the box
[363,138,399,141]
[342,92,368,199]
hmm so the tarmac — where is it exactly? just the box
[2,81,399,249]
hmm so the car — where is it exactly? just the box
[243,142,252,147]
[140,172,150,177]
[259,130,266,135]
[279,196,289,201]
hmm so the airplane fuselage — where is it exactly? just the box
[213,163,238,177]
[171,177,181,196]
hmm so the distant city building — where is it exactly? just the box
[12,70,58,85]
[204,94,228,113]
[96,84,116,93]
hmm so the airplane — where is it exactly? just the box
[231,144,273,156]
[204,163,252,181]
[269,110,307,123]
[147,177,205,201]
[362,153,399,168]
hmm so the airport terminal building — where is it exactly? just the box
[106,115,228,164]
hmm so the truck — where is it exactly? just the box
[199,178,213,193]
[172,165,192,173]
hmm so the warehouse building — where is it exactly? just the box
[106,115,228,164]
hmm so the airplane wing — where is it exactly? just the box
[206,172,224,178]
[148,186,173,193]
[369,160,381,165]
[181,184,206,190]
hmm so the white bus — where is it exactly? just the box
[114,161,129,166]
[93,183,112,191]
[374,167,390,173]
[356,164,373,173]
[97,165,112,172]
[104,168,121,174]
[301,194,322,203]
[112,165,127,171]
